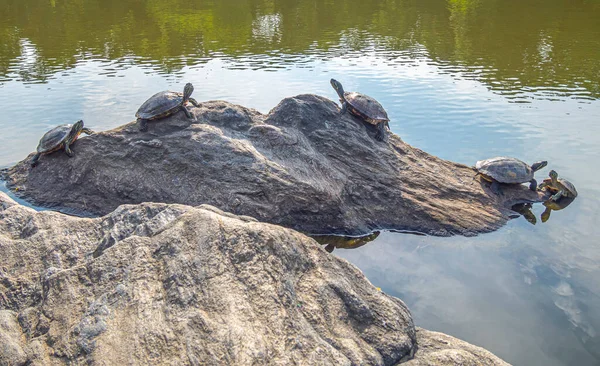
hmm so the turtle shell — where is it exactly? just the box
[541,177,578,197]
[136,91,184,120]
[36,124,72,154]
[344,92,389,125]
[475,157,534,184]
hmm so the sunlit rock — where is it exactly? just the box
[0,192,508,365]
[2,94,546,236]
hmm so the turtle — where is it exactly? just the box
[330,78,390,141]
[31,120,94,167]
[538,170,578,202]
[541,195,576,223]
[135,83,199,132]
[475,157,548,195]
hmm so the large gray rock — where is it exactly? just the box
[0,192,508,365]
[407,329,510,366]
[2,94,545,236]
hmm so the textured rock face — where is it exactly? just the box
[0,193,509,365]
[0,192,415,365]
[407,329,510,366]
[3,95,545,236]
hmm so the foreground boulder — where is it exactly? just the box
[0,193,508,365]
[2,95,545,235]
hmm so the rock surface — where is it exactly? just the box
[406,329,510,366]
[2,95,546,236]
[0,192,508,365]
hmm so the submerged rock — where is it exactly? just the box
[0,193,508,365]
[2,95,545,236]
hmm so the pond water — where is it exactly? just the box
[1,1,600,364]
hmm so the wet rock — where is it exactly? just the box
[0,193,508,365]
[2,95,546,236]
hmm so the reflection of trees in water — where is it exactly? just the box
[0,0,599,98]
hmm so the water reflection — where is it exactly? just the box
[312,231,380,253]
[511,202,537,225]
[1,0,599,100]
[541,197,576,223]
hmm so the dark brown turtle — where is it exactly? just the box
[136,83,198,132]
[31,120,94,167]
[330,78,390,141]
[475,157,547,195]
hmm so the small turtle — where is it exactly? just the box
[136,83,198,132]
[475,157,547,195]
[538,170,578,202]
[330,78,390,141]
[31,120,94,167]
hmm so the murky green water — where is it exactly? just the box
[1,1,600,364]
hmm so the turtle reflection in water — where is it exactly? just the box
[510,203,537,225]
[312,232,380,253]
[541,196,576,223]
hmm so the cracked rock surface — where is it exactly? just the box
[3,94,545,236]
[0,192,508,365]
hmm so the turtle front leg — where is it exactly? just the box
[188,98,199,107]
[340,101,347,114]
[529,178,537,191]
[538,181,549,190]
[82,128,95,135]
[31,153,41,167]
[64,142,74,157]
[375,122,386,141]
[490,180,503,196]
[181,105,193,119]
[550,190,564,202]
[138,118,149,132]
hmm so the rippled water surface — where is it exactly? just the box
[1,1,600,364]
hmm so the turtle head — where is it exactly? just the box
[183,83,194,101]
[330,78,345,99]
[72,120,84,132]
[530,160,548,172]
[549,169,558,180]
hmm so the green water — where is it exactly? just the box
[1,1,600,364]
